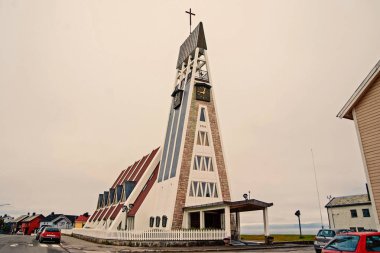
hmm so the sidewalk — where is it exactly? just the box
[61,235,312,253]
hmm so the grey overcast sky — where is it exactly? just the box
[1,0,380,230]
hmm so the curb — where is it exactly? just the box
[118,244,312,252]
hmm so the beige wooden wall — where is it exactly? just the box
[354,75,380,229]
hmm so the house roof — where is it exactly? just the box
[325,194,371,208]
[13,215,29,223]
[75,215,89,222]
[42,214,77,224]
[337,59,380,120]
[22,214,43,222]
[65,215,77,224]
[41,214,62,222]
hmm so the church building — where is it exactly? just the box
[84,22,272,240]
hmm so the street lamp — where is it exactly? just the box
[295,210,302,238]
[122,204,134,230]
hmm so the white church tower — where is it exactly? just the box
[150,22,232,230]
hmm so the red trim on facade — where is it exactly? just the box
[92,209,102,221]
[110,203,124,220]
[97,208,109,221]
[128,163,159,216]
[116,167,130,186]
[88,210,98,222]
[103,205,116,220]
[128,155,148,181]
[112,170,126,189]
[122,161,140,182]
[134,148,159,182]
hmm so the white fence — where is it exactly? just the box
[61,228,226,241]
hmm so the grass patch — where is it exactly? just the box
[241,234,314,242]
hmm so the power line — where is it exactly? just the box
[311,149,324,229]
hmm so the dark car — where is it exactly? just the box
[314,229,351,253]
[38,227,61,244]
[322,232,380,253]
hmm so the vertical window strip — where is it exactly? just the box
[200,108,206,122]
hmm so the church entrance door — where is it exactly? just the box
[204,210,223,229]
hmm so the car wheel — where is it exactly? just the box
[39,237,43,243]
[315,249,321,253]
[56,240,60,244]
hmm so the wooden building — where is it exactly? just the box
[338,59,380,230]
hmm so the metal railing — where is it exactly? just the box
[61,228,226,241]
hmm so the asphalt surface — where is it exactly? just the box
[0,234,315,253]
[0,234,65,253]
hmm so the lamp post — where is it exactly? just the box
[122,205,128,230]
[122,204,134,230]
[295,210,302,238]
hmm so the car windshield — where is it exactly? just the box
[366,235,380,252]
[325,235,360,252]
[45,228,60,232]
[317,229,335,238]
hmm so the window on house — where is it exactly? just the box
[149,217,154,228]
[362,209,370,217]
[351,209,358,218]
[162,216,168,227]
[155,216,160,227]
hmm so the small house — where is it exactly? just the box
[75,213,90,228]
[21,213,44,235]
[325,194,376,231]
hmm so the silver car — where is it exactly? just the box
[313,229,350,253]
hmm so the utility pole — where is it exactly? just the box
[311,149,324,229]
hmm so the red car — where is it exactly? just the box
[322,232,380,253]
[38,227,61,244]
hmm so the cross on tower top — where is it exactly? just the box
[185,8,195,34]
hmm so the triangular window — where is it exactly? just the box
[193,156,198,170]
[209,183,215,197]
[214,185,218,198]
[204,157,209,170]
[197,182,203,197]
[193,181,199,196]
[197,132,202,145]
[205,183,211,197]
[209,159,214,171]
[201,182,206,197]
[197,156,202,170]
[200,108,206,122]
[204,133,209,146]
[189,183,194,197]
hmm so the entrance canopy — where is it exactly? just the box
[183,199,273,213]
[184,199,273,239]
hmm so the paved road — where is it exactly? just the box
[0,234,315,253]
[0,234,65,253]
